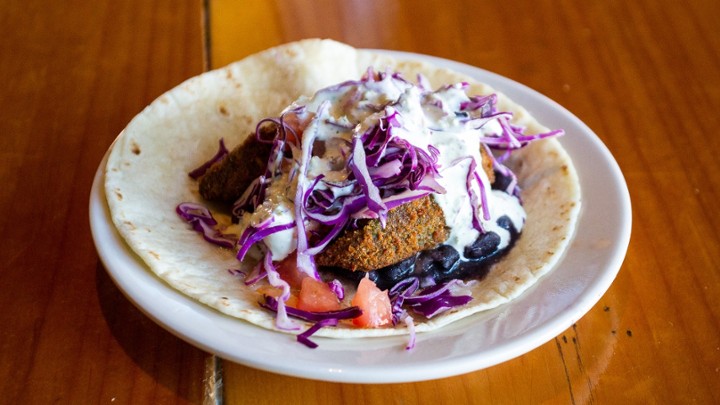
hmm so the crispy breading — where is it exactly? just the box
[202,131,495,270]
[480,146,495,184]
[315,196,448,272]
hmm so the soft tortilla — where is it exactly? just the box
[104,39,581,337]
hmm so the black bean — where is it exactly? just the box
[459,259,496,281]
[415,245,459,272]
[413,245,460,287]
[371,256,415,290]
[323,216,521,290]
[496,215,513,232]
[464,232,501,259]
[492,169,514,192]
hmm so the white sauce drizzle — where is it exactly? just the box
[239,74,525,261]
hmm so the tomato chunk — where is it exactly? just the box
[275,252,307,290]
[280,111,305,143]
[351,277,392,327]
[297,277,342,312]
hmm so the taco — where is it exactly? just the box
[104,39,581,345]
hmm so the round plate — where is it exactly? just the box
[89,50,631,383]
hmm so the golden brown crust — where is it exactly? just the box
[315,195,448,272]
[480,146,495,184]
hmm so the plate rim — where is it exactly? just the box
[89,49,631,383]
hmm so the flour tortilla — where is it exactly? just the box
[104,39,581,337]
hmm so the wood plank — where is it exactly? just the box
[208,0,720,403]
[4,0,718,402]
[0,1,207,403]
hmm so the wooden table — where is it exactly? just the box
[2,0,718,403]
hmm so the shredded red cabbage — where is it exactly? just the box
[176,202,237,248]
[261,295,362,322]
[388,277,420,324]
[227,268,245,278]
[241,261,267,286]
[296,319,338,348]
[188,139,228,179]
[178,69,567,348]
[350,135,388,223]
[262,250,299,331]
[235,221,295,262]
[404,316,416,350]
[328,279,345,300]
[232,71,455,278]
[403,280,473,318]
[261,295,363,348]
[388,277,473,320]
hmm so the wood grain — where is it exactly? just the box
[1,0,719,403]
[209,1,720,403]
[0,1,206,403]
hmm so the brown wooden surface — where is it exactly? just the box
[2,0,719,403]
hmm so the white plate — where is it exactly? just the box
[89,51,631,383]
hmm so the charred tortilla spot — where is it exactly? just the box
[219,105,229,116]
[114,190,123,201]
[131,142,141,155]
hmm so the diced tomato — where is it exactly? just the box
[351,277,392,328]
[281,112,305,143]
[275,252,307,290]
[256,285,283,298]
[297,277,341,312]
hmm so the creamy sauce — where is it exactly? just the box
[239,73,525,261]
